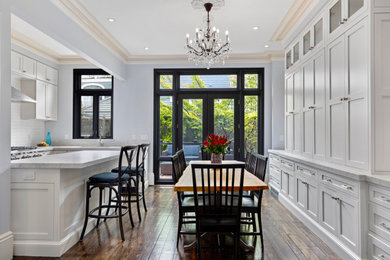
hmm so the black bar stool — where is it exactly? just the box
[111,144,149,222]
[79,146,135,241]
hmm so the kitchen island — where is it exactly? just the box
[10,150,120,257]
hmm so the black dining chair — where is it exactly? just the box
[191,163,246,260]
[240,153,268,252]
[79,146,134,241]
[172,149,196,246]
[111,144,149,222]
[245,152,257,174]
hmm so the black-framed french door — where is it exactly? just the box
[154,68,264,184]
[178,93,240,163]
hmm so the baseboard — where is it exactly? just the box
[0,231,13,260]
[278,194,360,260]
[13,218,96,257]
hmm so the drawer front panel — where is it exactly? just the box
[321,173,358,197]
[370,203,390,244]
[296,164,317,178]
[270,165,281,182]
[369,234,390,260]
[370,185,390,210]
[269,154,281,166]
[280,158,295,171]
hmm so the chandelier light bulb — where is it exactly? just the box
[217,29,220,33]
[225,30,229,35]
[212,26,216,32]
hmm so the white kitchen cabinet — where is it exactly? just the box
[329,0,367,35]
[285,75,294,151]
[281,169,295,201]
[21,80,58,121]
[37,62,58,85]
[296,173,319,221]
[11,51,36,78]
[293,70,302,153]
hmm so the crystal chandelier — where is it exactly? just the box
[185,1,231,69]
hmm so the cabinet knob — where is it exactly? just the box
[339,21,345,25]
[378,254,385,259]
[380,222,390,231]
[289,112,294,114]
[342,184,353,190]
[308,106,315,109]
[46,78,50,81]
[309,46,314,50]
[331,196,340,201]
[22,70,26,73]
[343,18,348,22]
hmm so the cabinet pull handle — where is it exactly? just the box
[378,254,385,259]
[340,97,344,101]
[331,196,340,201]
[343,97,350,101]
[343,18,348,22]
[308,106,315,109]
[302,181,308,185]
[380,223,390,231]
[380,196,390,203]
[342,184,353,191]
[22,70,26,73]
[326,178,332,183]
[46,78,50,81]
[340,21,345,25]
[289,112,294,114]
[309,46,314,50]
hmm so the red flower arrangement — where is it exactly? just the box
[203,133,231,155]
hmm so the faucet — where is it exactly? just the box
[99,135,104,146]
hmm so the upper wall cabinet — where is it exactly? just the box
[329,0,366,34]
[303,18,324,57]
[11,51,36,78]
[37,62,58,85]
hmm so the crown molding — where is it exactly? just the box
[11,30,89,64]
[51,0,131,61]
[270,0,319,43]
[126,51,284,64]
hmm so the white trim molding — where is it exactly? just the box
[0,231,13,260]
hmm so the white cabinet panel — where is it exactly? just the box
[348,98,368,166]
[307,182,318,220]
[286,75,294,113]
[329,36,345,101]
[296,175,307,211]
[314,51,326,107]
[281,170,289,195]
[303,110,314,156]
[11,51,21,72]
[36,81,46,120]
[288,171,295,200]
[320,187,338,235]
[339,194,358,250]
[46,84,58,120]
[36,62,46,81]
[293,113,301,153]
[303,61,314,107]
[21,56,36,77]
[329,102,346,162]
[286,115,294,151]
[46,66,58,85]
[314,107,326,159]
[293,71,302,112]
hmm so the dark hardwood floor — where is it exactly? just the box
[14,186,340,260]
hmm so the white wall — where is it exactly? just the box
[0,0,13,259]
[271,60,285,149]
[46,60,284,185]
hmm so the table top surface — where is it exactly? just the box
[174,160,268,192]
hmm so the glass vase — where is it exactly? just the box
[211,153,223,164]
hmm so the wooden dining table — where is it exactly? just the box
[173,160,269,251]
[174,160,269,192]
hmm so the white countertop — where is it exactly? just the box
[11,150,119,169]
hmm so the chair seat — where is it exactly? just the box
[111,166,144,174]
[89,172,130,183]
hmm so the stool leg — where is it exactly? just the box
[118,183,125,241]
[141,171,147,212]
[127,182,134,227]
[80,183,91,241]
[132,177,141,222]
[96,187,104,227]
[104,188,112,221]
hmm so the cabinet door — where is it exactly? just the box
[328,36,346,163]
[288,172,295,200]
[293,70,302,154]
[45,84,57,120]
[286,115,294,151]
[46,66,58,85]
[320,186,338,235]
[345,19,368,169]
[302,109,314,156]
[293,113,302,153]
[303,60,314,108]
[307,181,318,220]
[313,51,326,159]
[36,81,46,120]
[281,170,289,196]
[36,62,46,81]
[11,51,22,72]
[296,175,307,211]
[338,194,359,251]
[21,56,36,77]
[286,75,294,113]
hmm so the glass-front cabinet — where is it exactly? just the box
[302,18,323,57]
[329,0,365,34]
[303,31,311,55]
[314,19,323,46]
[286,50,292,69]
[293,43,300,63]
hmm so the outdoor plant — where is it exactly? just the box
[203,133,231,155]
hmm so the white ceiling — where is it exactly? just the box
[11,14,77,56]
[78,0,293,56]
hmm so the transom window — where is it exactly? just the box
[73,69,113,139]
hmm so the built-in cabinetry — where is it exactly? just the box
[11,50,58,121]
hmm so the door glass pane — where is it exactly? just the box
[349,0,363,18]
[80,96,93,138]
[159,96,173,157]
[330,0,342,33]
[244,96,258,154]
[286,51,292,69]
[160,75,173,89]
[81,74,112,89]
[303,31,311,55]
[293,43,300,63]
[182,99,203,162]
[180,75,237,89]
[159,161,173,180]
[214,99,234,159]
[98,96,112,138]
[314,19,323,46]
[244,74,258,89]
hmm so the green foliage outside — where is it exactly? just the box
[159,74,259,154]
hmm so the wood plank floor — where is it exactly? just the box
[14,186,341,260]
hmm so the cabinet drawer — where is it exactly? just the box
[296,164,317,178]
[269,165,281,182]
[321,173,358,197]
[269,154,281,166]
[369,234,390,260]
[370,185,390,210]
[280,158,295,171]
[370,203,390,244]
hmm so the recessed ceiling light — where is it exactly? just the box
[144,47,149,50]
[252,26,259,30]
[264,45,269,48]
[107,18,116,22]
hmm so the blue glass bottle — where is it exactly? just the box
[46,132,52,146]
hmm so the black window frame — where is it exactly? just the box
[153,68,264,184]
[73,69,114,139]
